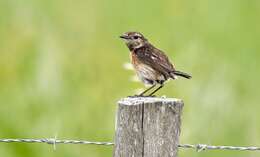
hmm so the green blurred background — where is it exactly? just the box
[0,0,260,156]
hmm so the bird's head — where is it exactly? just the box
[120,32,148,50]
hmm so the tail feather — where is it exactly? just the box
[171,70,192,79]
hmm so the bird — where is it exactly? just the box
[120,31,191,97]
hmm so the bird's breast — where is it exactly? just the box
[130,52,165,84]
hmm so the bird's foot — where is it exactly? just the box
[148,95,156,97]
[127,94,156,98]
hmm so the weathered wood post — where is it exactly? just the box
[113,97,183,157]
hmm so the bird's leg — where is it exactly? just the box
[148,84,164,96]
[138,84,156,96]
[127,85,156,98]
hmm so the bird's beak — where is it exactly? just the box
[119,34,129,39]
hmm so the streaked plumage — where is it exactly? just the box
[120,31,191,96]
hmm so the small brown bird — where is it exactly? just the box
[120,31,191,96]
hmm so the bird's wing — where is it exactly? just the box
[135,45,176,77]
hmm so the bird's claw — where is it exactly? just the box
[127,95,156,98]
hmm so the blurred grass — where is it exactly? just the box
[0,0,260,156]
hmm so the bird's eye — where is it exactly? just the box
[133,36,139,39]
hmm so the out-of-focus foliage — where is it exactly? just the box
[0,0,260,156]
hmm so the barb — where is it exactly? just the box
[0,138,113,146]
[178,144,260,152]
[0,138,260,151]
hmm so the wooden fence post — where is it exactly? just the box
[113,97,183,157]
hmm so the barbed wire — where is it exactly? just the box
[178,144,260,152]
[0,138,260,152]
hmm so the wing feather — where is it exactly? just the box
[135,45,175,78]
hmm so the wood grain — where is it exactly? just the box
[113,97,183,157]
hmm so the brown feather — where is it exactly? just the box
[134,43,175,79]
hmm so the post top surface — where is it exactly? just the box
[118,97,183,106]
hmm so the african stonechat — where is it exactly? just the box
[120,32,191,96]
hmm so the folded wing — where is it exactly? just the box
[134,44,176,78]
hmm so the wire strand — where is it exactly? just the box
[1,138,260,152]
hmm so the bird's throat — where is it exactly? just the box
[126,43,146,51]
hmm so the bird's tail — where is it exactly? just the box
[171,70,192,79]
